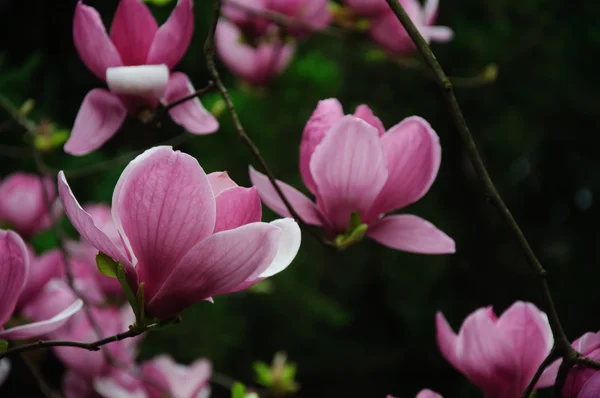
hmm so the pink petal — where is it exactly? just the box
[64,89,127,156]
[353,104,385,136]
[368,215,454,254]
[222,0,270,37]
[94,375,147,398]
[436,312,461,372]
[215,19,257,81]
[63,371,95,398]
[254,39,295,84]
[73,1,123,81]
[147,0,194,68]
[207,171,238,196]
[17,248,63,309]
[0,230,28,326]
[299,98,345,194]
[163,72,219,135]
[112,146,216,302]
[537,358,560,388]
[576,332,600,355]
[579,373,600,398]
[57,171,135,275]
[456,308,519,396]
[369,116,441,217]
[259,218,301,278]
[422,26,454,42]
[268,0,331,37]
[142,355,212,398]
[369,10,415,54]
[423,0,439,25]
[214,186,262,233]
[345,0,390,16]
[146,223,280,318]
[415,389,443,398]
[0,299,83,340]
[495,301,554,392]
[248,166,323,226]
[110,0,158,66]
[309,115,388,232]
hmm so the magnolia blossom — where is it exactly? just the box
[64,368,147,398]
[216,19,294,86]
[223,0,331,38]
[436,301,554,398]
[250,98,454,253]
[388,391,442,398]
[0,229,83,340]
[66,0,218,155]
[538,331,600,397]
[58,146,301,319]
[0,173,56,237]
[16,246,63,309]
[140,355,211,398]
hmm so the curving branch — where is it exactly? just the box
[381,0,600,395]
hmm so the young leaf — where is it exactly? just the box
[231,382,246,398]
[0,340,8,353]
[96,252,118,278]
[117,264,140,324]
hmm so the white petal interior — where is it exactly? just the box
[106,65,169,98]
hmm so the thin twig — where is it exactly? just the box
[204,0,335,248]
[19,354,63,398]
[382,0,600,388]
[164,81,216,111]
[521,346,558,398]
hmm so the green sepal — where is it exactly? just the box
[96,252,118,279]
[253,361,274,387]
[136,283,146,326]
[334,211,368,250]
[116,263,140,324]
[0,340,8,353]
[231,382,246,398]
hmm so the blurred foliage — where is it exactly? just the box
[1,0,600,397]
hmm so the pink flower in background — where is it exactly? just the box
[66,0,218,156]
[0,229,83,340]
[368,0,453,54]
[345,0,390,16]
[16,246,63,309]
[250,98,454,253]
[216,19,295,86]
[64,368,147,398]
[436,301,554,398]
[140,356,211,398]
[415,390,443,398]
[58,146,301,319]
[0,173,56,238]
[537,331,600,397]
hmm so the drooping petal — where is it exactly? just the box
[423,0,439,24]
[0,230,28,327]
[64,89,127,156]
[248,166,323,226]
[73,1,123,81]
[147,0,194,69]
[110,0,159,66]
[416,390,443,398]
[0,359,10,388]
[141,356,212,398]
[17,248,63,309]
[162,72,219,135]
[58,171,134,275]
[106,65,169,99]
[367,215,454,254]
[436,312,461,372]
[353,104,385,136]
[146,223,280,318]
[94,375,147,398]
[253,39,295,84]
[369,116,441,217]
[309,116,388,232]
[207,171,238,196]
[112,146,216,301]
[215,19,257,80]
[299,98,344,194]
[369,10,415,54]
[0,299,83,340]
[214,187,262,233]
[495,301,553,392]
[422,26,454,42]
[259,218,301,278]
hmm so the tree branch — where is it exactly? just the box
[521,346,558,398]
[204,0,335,248]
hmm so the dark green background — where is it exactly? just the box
[1,0,599,396]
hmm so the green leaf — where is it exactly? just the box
[0,340,8,353]
[142,0,175,5]
[253,361,274,386]
[231,382,246,398]
[96,252,118,278]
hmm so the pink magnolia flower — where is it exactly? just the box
[436,301,554,398]
[64,368,147,398]
[0,230,83,340]
[140,355,211,398]
[250,99,454,253]
[216,19,294,86]
[0,173,56,238]
[16,246,63,309]
[66,0,218,156]
[223,0,331,38]
[366,0,453,54]
[537,331,600,398]
[58,146,301,319]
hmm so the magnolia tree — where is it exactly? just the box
[0,0,596,397]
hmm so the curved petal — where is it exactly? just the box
[0,299,83,340]
[147,0,194,68]
[299,98,344,194]
[73,1,123,81]
[214,186,262,233]
[415,389,443,398]
[215,19,257,80]
[58,171,134,275]
[94,377,147,398]
[106,65,169,99]
[369,116,441,216]
[0,359,10,388]
[147,223,280,318]
[369,11,415,54]
[207,171,238,195]
[63,371,95,398]
[110,0,158,66]
[113,146,216,301]
[579,373,600,398]
[436,312,461,372]
[17,248,63,309]
[0,230,28,326]
[423,0,439,25]
[537,358,560,389]
[163,72,219,135]
[248,166,323,226]
[367,215,454,254]
[353,104,385,136]
[142,356,212,398]
[422,26,454,42]
[496,301,554,392]
[254,39,295,84]
[64,89,127,156]
[259,218,301,278]
[309,116,388,232]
